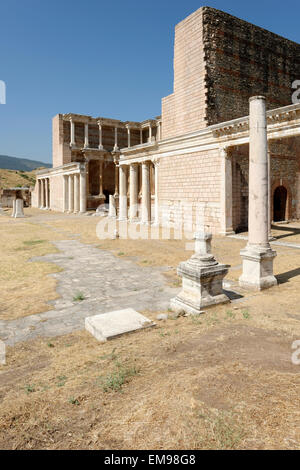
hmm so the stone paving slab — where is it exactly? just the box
[85,308,155,342]
[0,240,179,346]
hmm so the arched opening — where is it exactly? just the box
[273,185,287,222]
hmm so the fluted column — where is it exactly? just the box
[220,147,234,235]
[80,170,87,213]
[40,179,45,209]
[70,119,75,146]
[68,175,74,213]
[114,161,119,196]
[142,161,151,224]
[98,121,103,150]
[38,179,42,208]
[74,174,80,213]
[148,125,152,142]
[153,160,160,225]
[99,161,104,197]
[119,165,127,220]
[129,163,138,220]
[113,127,119,151]
[63,175,68,212]
[45,178,49,209]
[84,123,89,149]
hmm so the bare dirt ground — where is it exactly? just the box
[0,208,300,449]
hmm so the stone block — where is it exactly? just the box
[85,308,155,342]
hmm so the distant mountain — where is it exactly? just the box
[0,155,51,171]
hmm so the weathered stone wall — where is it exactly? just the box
[204,8,300,125]
[162,7,300,139]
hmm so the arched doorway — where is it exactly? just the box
[273,185,287,222]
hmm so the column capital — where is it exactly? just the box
[152,157,160,167]
[220,146,232,159]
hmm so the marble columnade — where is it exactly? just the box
[68,175,74,213]
[119,165,127,220]
[142,161,151,224]
[129,163,138,220]
[239,96,277,290]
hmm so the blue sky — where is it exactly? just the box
[0,0,299,163]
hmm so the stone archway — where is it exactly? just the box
[273,185,287,222]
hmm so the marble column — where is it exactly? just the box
[63,175,68,212]
[113,127,119,151]
[45,178,49,210]
[220,147,234,235]
[129,163,138,220]
[74,174,80,213]
[84,123,89,149]
[142,161,151,224]
[127,127,131,148]
[149,125,152,143]
[153,160,160,225]
[68,175,74,213]
[268,148,272,238]
[98,122,103,150]
[38,179,42,208]
[119,165,127,220]
[114,161,119,197]
[40,179,45,209]
[70,119,75,146]
[239,96,277,290]
[140,128,143,144]
[99,161,104,198]
[80,171,87,213]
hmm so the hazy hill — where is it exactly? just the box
[0,154,51,172]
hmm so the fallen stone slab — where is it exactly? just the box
[85,308,155,342]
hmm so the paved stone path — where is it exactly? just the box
[0,240,179,346]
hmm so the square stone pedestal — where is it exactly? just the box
[239,245,277,291]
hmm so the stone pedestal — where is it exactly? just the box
[108,195,116,218]
[170,232,230,315]
[239,245,277,290]
[239,96,277,291]
[14,198,25,218]
[11,199,16,217]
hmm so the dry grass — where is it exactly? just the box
[0,214,71,320]
[0,168,38,189]
[1,210,300,449]
[0,304,300,449]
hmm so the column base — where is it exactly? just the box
[219,230,235,237]
[239,244,277,291]
[170,258,230,315]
